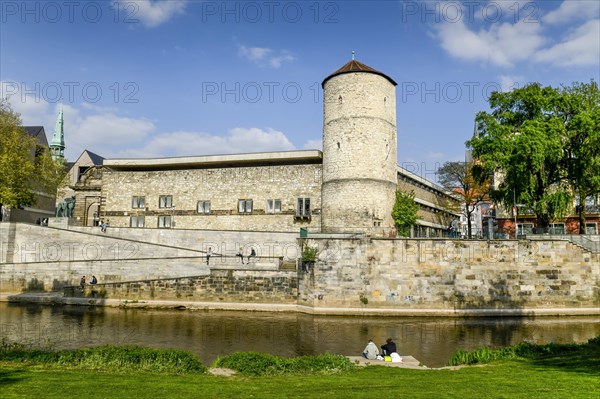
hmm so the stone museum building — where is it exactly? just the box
[69,59,460,237]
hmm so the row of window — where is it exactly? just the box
[130,196,311,216]
[133,195,172,209]
[517,222,599,235]
[130,216,171,228]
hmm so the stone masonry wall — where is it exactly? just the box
[101,164,322,232]
[321,72,397,233]
[66,226,301,259]
[72,269,298,303]
[299,238,600,310]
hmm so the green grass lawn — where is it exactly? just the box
[1,358,598,399]
[2,340,598,399]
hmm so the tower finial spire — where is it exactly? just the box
[50,102,65,161]
[351,51,355,60]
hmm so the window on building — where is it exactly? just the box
[238,199,253,214]
[159,195,173,208]
[296,198,311,217]
[132,196,145,209]
[158,215,171,228]
[77,166,90,182]
[197,201,210,214]
[549,223,565,235]
[266,199,281,214]
[517,223,534,235]
[585,223,598,235]
[130,216,145,228]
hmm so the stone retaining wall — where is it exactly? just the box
[66,269,298,303]
[299,238,600,310]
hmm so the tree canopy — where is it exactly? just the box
[0,99,67,214]
[468,81,600,232]
[437,161,490,238]
[391,190,419,237]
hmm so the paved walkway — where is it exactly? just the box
[347,356,428,369]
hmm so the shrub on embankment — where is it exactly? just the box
[448,336,600,366]
[0,340,207,374]
[211,352,356,376]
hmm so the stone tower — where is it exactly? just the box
[321,57,398,234]
[50,104,65,160]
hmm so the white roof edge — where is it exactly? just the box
[397,165,452,195]
[104,150,323,167]
[416,219,449,229]
[414,197,462,217]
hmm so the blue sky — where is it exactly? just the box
[1,0,598,180]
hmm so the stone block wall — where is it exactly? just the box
[0,223,201,265]
[100,164,322,232]
[66,226,301,259]
[77,269,298,303]
[299,238,600,310]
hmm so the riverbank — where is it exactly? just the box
[2,292,599,317]
[2,349,598,399]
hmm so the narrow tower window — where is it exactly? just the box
[337,142,340,149]
[338,95,343,104]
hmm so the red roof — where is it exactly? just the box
[322,59,397,87]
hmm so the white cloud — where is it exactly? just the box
[1,81,156,160]
[432,1,599,69]
[113,0,187,28]
[534,19,600,67]
[472,1,535,22]
[544,1,600,25]
[117,127,296,158]
[269,52,296,69]
[238,45,296,69]
[2,81,299,160]
[498,75,524,92]
[238,46,272,61]
[302,139,322,151]
[68,112,155,154]
[435,19,545,67]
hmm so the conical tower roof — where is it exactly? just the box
[50,104,65,160]
[322,59,397,88]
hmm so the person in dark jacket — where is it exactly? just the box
[381,338,397,356]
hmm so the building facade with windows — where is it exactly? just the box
[93,59,459,235]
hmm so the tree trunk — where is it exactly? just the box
[578,205,586,234]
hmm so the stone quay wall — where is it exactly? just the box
[69,269,298,304]
[299,238,600,312]
[2,223,599,314]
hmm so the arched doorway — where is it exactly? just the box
[85,200,100,227]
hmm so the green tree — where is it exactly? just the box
[0,99,67,219]
[391,190,419,237]
[437,161,490,239]
[468,83,572,231]
[559,82,600,233]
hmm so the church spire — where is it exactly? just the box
[50,103,65,160]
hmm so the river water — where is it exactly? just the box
[1,303,598,367]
